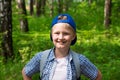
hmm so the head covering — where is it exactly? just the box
[50,14,77,45]
[51,14,76,32]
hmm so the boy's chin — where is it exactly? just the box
[56,45,66,49]
[56,44,69,49]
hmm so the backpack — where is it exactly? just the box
[40,49,80,79]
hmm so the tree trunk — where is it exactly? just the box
[41,0,46,15]
[88,0,92,5]
[49,0,54,17]
[104,0,112,29]
[36,0,41,16]
[17,0,29,32]
[63,0,69,12]
[0,0,13,62]
[58,0,63,14]
[30,0,34,15]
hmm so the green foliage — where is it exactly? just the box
[13,31,53,62]
[111,1,120,26]
[69,1,104,30]
[0,59,24,80]
[0,1,120,80]
[71,29,120,80]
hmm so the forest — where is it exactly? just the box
[0,0,120,80]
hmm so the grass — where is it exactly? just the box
[1,1,120,79]
[1,15,120,79]
[0,60,23,80]
[1,27,119,80]
[1,28,120,80]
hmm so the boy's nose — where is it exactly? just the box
[59,34,64,39]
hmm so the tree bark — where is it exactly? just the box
[29,0,34,15]
[49,0,54,17]
[41,0,46,14]
[63,0,69,12]
[88,0,92,5]
[104,0,112,29]
[0,0,13,62]
[36,0,46,16]
[36,0,41,16]
[58,0,63,14]
[17,0,29,32]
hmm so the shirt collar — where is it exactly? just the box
[47,48,73,62]
[67,50,73,62]
[47,48,56,61]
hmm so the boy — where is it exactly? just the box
[22,14,102,80]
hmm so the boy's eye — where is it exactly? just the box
[63,32,70,35]
[54,32,59,34]
[53,32,70,35]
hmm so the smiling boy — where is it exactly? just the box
[22,14,102,80]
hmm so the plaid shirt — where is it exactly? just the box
[24,48,98,80]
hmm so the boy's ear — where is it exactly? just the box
[72,34,76,40]
[71,35,77,45]
[50,33,53,41]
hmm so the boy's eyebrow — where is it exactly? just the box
[58,15,67,20]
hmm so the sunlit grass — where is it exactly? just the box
[1,1,120,79]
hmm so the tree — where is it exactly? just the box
[104,0,112,29]
[41,0,46,14]
[36,0,41,16]
[17,0,29,32]
[58,0,72,14]
[88,0,92,5]
[0,0,13,62]
[29,0,34,15]
[49,0,54,17]
[63,0,69,12]
[36,0,46,16]
[58,0,63,14]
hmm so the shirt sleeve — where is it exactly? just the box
[24,52,42,77]
[80,55,98,80]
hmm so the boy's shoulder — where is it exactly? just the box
[70,50,90,64]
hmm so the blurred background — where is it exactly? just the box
[0,0,120,80]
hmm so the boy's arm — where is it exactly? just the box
[96,70,102,80]
[21,52,41,80]
[22,68,32,80]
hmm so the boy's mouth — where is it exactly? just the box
[57,41,66,44]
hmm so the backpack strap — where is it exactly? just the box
[40,49,80,79]
[40,49,51,77]
[71,51,80,79]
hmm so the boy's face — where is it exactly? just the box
[51,23,76,49]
